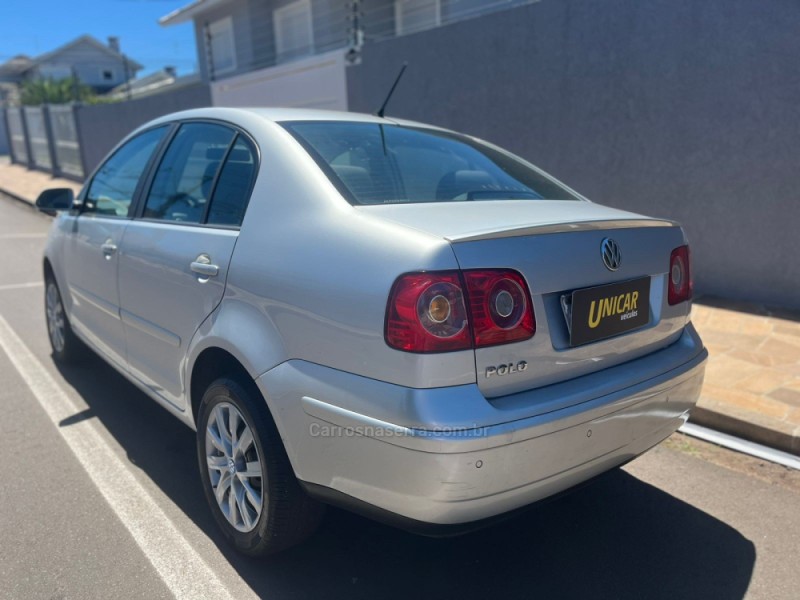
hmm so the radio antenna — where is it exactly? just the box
[375,62,408,118]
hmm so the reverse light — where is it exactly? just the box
[385,269,535,353]
[668,245,692,305]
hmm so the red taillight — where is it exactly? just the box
[668,245,692,305]
[385,271,471,352]
[385,269,535,353]
[462,269,535,347]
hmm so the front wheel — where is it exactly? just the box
[196,377,324,556]
[45,276,86,363]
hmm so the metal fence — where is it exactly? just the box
[5,108,29,165]
[0,112,10,155]
[1,104,85,180]
[1,81,212,182]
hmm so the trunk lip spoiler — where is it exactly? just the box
[446,219,679,243]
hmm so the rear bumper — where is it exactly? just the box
[258,327,707,525]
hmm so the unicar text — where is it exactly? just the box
[588,291,639,329]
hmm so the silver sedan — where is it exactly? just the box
[36,107,707,555]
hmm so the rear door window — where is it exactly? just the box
[206,136,257,227]
[143,122,235,223]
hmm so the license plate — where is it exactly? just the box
[566,277,651,346]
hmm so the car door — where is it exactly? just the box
[64,125,169,369]
[117,122,258,409]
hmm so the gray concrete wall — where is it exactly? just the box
[347,0,800,308]
[75,82,212,175]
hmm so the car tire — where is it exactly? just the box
[44,275,86,364]
[196,377,325,556]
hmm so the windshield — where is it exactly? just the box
[282,121,579,205]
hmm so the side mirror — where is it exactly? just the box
[35,188,74,216]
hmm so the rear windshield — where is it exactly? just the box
[282,121,579,205]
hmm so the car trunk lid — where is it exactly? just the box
[358,201,689,398]
[353,200,670,243]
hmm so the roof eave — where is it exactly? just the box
[159,0,231,26]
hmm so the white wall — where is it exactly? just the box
[210,49,347,110]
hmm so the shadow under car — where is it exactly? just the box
[54,353,756,600]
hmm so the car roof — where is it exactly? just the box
[237,107,396,123]
[140,106,449,132]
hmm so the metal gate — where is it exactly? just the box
[6,108,28,165]
[48,105,84,178]
[23,106,52,171]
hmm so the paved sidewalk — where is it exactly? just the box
[0,156,82,205]
[0,156,797,455]
[692,300,800,455]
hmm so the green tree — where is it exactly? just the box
[20,76,97,105]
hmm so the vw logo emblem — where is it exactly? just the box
[601,238,621,271]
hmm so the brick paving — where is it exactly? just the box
[0,156,798,455]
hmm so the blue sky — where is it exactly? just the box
[0,0,197,76]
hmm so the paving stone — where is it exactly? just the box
[775,324,800,338]
[772,332,800,349]
[757,338,800,366]
[701,384,790,420]
[703,354,762,386]
[738,369,794,395]
[768,387,800,408]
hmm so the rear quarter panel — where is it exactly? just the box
[187,116,476,390]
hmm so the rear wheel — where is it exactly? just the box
[196,377,324,556]
[45,276,86,363]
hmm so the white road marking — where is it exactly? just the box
[0,315,235,600]
[0,233,48,239]
[0,281,43,292]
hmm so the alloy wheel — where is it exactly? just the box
[205,402,264,532]
[45,282,66,353]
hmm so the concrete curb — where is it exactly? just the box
[0,186,37,209]
[689,407,799,457]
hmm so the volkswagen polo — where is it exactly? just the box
[36,108,707,555]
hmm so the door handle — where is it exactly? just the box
[190,254,219,278]
[101,242,117,258]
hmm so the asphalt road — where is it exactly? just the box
[0,193,798,600]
